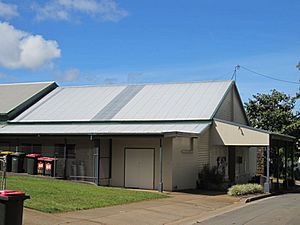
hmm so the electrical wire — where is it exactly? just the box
[238,65,300,85]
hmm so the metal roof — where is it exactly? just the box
[0,82,57,120]
[0,121,211,136]
[13,81,233,122]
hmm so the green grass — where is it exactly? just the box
[227,183,263,196]
[6,176,168,213]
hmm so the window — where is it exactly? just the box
[54,144,76,159]
[0,143,10,151]
[66,144,76,159]
[20,143,42,154]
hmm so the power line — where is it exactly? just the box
[238,65,300,85]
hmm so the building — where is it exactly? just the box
[0,80,295,191]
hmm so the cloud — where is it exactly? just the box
[0,1,18,19]
[33,0,128,22]
[55,68,80,82]
[0,22,61,70]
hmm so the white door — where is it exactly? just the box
[125,148,154,189]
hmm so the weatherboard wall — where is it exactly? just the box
[214,85,248,125]
[171,129,210,190]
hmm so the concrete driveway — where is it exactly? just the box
[24,191,243,225]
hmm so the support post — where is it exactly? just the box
[291,143,295,182]
[109,138,112,179]
[97,139,100,186]
[158,138,163,192]
[284,142,288,189]
[63,139,67,179]
[264,145,270,193]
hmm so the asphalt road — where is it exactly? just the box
[196,193,300,225]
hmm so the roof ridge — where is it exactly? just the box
[60,80,233,89]
[0,81,55,86]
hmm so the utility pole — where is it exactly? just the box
[231,65,240,81]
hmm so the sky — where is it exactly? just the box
[0,0,299,106]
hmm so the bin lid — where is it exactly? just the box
[38,157,57,161]
[0,190,25,196]
[38,157,50,161]
[27,154,42,157]
[43,157,57,161]
[11,152,26,156]
[0,151,15,155]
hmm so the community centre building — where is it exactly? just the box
[0,80,295,191]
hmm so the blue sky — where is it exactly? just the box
[0,0,299,105]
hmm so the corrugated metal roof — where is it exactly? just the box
[13,81,233,122]
[0,121,210,135]
[0,82,56,114]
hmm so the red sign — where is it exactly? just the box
[38,162,44,169]
[45,163,52,171]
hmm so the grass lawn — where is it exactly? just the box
[6,176,168,213]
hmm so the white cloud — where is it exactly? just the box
[33,0,128,22]
[0,1,18,19]
[0,22,61,70]
[55,68,80,82]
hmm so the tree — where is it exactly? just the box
[245,89,299,138]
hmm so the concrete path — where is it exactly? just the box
[23,191,242,225]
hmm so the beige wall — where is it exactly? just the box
[235,146,250,183]
[172,129,210,190]
[209,144,228,179]
[208,144,254,183]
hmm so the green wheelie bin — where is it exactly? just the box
[11,152,26,173]
[26,154,42,175]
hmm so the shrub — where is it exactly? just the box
[197,165,226,190]
[227,183,263,196]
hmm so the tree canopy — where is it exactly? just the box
[245,89,299,139]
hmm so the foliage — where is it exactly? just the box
[227,183,263,196]
[7,176,167,213]
[197,165,226,190]
[245,89,299,139]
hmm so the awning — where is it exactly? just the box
[212,119,270,146]
[0,121,211,136]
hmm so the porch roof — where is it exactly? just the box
[0,121,211,136]
[212,119,295,146]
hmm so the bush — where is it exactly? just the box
[197,165,226,190]
[227,183,263,196]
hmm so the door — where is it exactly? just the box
[228,146,236,183]
[125,148,154,189]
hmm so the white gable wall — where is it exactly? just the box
[214,85,248,125]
